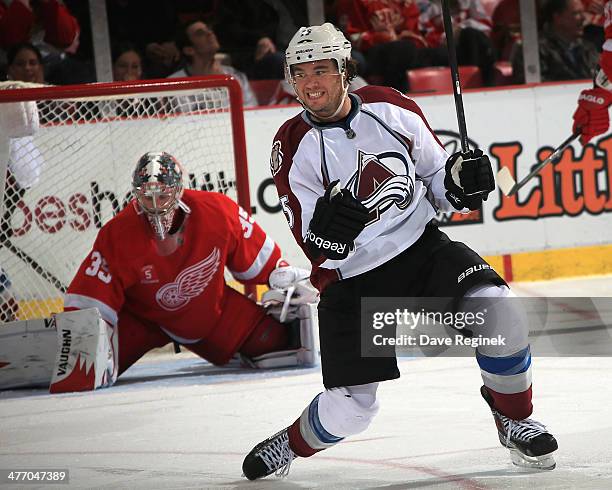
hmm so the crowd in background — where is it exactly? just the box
[0,0,606,105]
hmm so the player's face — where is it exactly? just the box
[113,50,142,81]
[555,0,585,40]
[186,21,220,57]
[292,60,349,121]
[8,47,44,84]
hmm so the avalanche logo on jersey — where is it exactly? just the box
[346,149,414,224]
[155,247,221,311]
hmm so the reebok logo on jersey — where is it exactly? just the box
[305,230,347,254]
[155,248,221,311]
[457,264,492,283]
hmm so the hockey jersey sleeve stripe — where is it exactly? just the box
[64,293,118,327]
[229,235,276,281]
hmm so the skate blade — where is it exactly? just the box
[509,449,556,470]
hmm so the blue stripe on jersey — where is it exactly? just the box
[476,346,531,376]
[308,394,344,444]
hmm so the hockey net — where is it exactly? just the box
[0,76,250,321]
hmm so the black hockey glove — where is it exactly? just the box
[444,149,495,211]
[305,180,370,261]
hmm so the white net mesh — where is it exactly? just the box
[0,79,247,321]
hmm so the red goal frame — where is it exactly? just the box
[0,74,252,213]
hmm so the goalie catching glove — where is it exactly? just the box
[444,149,495,211]
[242,263,319,368]
[264,263,318,323]
[305,180,370,261]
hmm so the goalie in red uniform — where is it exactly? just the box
[62,151,317,389]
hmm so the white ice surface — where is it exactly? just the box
[1,275,612,489]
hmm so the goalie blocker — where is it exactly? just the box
[0,308,116,393]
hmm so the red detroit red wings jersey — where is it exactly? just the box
[65,190,281,342]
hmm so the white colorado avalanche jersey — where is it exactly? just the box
[270,86,454,291]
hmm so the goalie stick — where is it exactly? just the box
[496,131,580,197]
[3,238,67,293]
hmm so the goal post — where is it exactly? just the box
[0,75,251,321]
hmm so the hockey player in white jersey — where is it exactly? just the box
[242,23,558,479]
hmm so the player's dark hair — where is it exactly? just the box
[111,41,143,64]
[541,0,569,26]
[346,59,358,83]
[176,19,201,53]
[7,42,43,67]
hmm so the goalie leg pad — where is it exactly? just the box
[0,316,58,390]
[0,308,115,393]
[246,303,319,369]
[239,315,288,359]
[50,308,117,393]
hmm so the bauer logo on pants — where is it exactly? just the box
[457,264,492,283]
[155,247,221,311]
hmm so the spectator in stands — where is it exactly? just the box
[419,0,497,85]
[169,20,257,107]
[0,0,79,51]
[177,0,309,80]
[102,44,158,118]
[511,0,599,83]
[178,0,306,81]
[112,42,143,82]
[581,0,605,47]
[5,42,45,83]
[337,0,447,91]
[106,0,180,79]
[491,0,521,60]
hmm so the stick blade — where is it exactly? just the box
[496,166,517,196]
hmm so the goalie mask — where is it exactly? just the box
[132,152,189,245]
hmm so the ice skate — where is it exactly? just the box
[242,428,296,480]
[481,386,558,470]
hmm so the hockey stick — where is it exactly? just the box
[3,239,67,293]
[441,0,469,153]
[496,131,580,197]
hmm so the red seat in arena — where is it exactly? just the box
[249,79,282,105]
[493,61,513,86]
[406,66,483,94]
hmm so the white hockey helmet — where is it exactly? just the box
[285,23,352,81]
[132,152,185,240]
